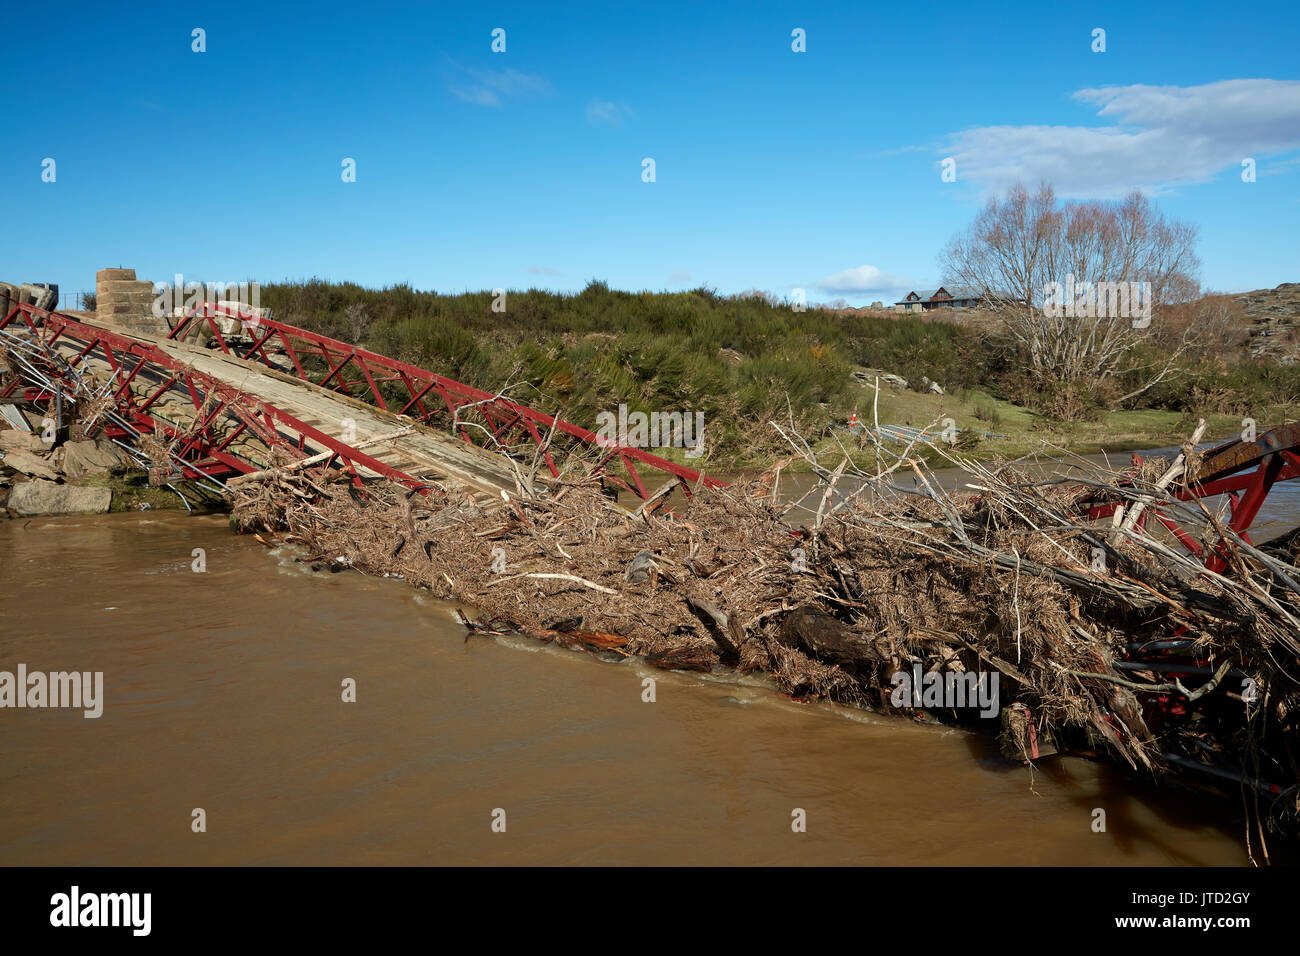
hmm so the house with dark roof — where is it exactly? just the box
[894,286,984,312]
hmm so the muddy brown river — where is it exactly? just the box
[4,444,1297,865]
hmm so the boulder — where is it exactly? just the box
[21,283,55,311]
[625,550,658,583]
[61,440,122,479]
[0,449,59,480]
[851,367,909,390]
[7,480,111,515]
[0,430,48,453]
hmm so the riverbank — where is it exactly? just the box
[816,379,1274,466]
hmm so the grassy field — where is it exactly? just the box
[827,379,1261,463]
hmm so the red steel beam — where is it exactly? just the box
[169,301,726,498]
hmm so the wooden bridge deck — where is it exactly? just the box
[60,314,521,498]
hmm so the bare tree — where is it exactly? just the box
[1155,293,1250,359]
[941,183,1200,395]
[344,302,370,343]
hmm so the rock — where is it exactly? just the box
[21,283,55,311]
[626,550,658,583]
[1233,283,1300,362]
[851,367,909,390]
[61,440,122,479]
[215,299,271,320]
[0,430,48,453]
[7,480,111,515]
[0,449,60,480]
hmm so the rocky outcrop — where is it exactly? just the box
[851,367,910,390]
[7,480,111,515]
[61,440,123,480]
[1236,283,1300,363]
[1,429,124,516]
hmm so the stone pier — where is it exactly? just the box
[96,268,168,335]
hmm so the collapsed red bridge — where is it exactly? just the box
[0,300,727,502]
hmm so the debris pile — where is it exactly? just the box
[231,419,1300,849]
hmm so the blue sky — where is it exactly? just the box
[4,0,1298,306]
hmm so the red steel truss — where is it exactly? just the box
[1083,421,1300,573]
[165,301,725,499]
[0,300,725,499]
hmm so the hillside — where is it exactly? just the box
[1236,282,1300,362]
[250,279,1300,467]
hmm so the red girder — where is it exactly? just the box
[1083,422,1300,570]
[166,301,725,499]
[1073,423,1300,723]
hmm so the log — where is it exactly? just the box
[778,604,885,666]
[686,596,743,660]
[229,427,414,485]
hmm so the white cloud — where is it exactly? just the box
[586,99,633,126]
[942,79,1300,197]
[450,67,553,108]
[816,265,910,294]
[452,86,503,108]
